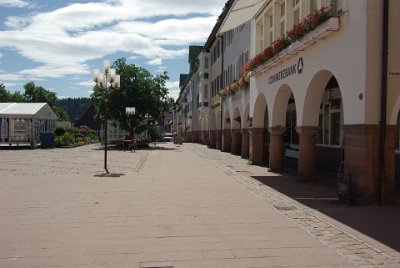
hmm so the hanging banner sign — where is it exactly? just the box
[268,57,304,85]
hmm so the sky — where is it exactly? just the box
[0,0,227,100]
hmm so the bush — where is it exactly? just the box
[79,126,89,136]
[62,131,75,146]
[54,126,66,137]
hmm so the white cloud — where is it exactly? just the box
[3,82,20,88]
[156,66,167,73]
[77,80,96,87]
[166,81,180,100]
[0,73,24,81]
[4,16,31,29]
[0,0,226,81]
[147,58,162,65]
[0,0,32,8]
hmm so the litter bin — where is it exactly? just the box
[40,132,55,148]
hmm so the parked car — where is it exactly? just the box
[161,133,173,142]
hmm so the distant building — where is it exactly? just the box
[74,104,101,131]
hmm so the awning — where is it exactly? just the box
[218,0,268,34]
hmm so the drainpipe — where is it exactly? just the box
[379,0,389,206]
[220,35,225,137]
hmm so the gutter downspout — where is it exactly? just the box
[220,35,225,143]
[379,0,389,205]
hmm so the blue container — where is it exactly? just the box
[40,132,55,148]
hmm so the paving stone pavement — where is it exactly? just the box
[0,143,398,268]
[185,143,400,268]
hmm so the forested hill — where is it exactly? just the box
[55,97,92,122]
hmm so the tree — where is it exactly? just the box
[23,82,57,107]
[0,84,25,102]
[0,84,10,102]
[91,58,173,135]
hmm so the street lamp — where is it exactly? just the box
[126,106,136,135]
[93,60,120,174]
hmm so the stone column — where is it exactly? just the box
[215,130,221,150]
[231,129,240,155]
[242,129,249,159]
[222,129,231,152]
[268,127,286,172]
[209,130,216,148]
[384,125,397,203]
[249,128,264,165]
[296,126,318,182]
[343,125,379,204]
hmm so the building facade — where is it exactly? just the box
[176,0,400,205]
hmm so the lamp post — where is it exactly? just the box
[126,107,136,134]
[93,60,120,174]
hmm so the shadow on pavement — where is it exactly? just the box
[252,172,400,253]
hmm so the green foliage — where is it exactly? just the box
[23,82,57,107]
[0,84,25,102]
[53,106,70,121]
[91,58,173,136]
[54,126,66,137]
[61,132,75,146]
[87,129,98,142]
[54,125,98,147]
[148,124,160,142]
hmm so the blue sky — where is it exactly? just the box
[0,0,226,100]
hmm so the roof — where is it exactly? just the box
[218,0,269,34]
[188,46,203,64]
[0,103,57,119]
[204,0,235,50]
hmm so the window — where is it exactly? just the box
[318,86,343,146]
[292,0,301,25]
[280,2,286,37]
[280,21,285,37]
[204,56,209,69]
[310,0,318,11]
[268,14,274,45]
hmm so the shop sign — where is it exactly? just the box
[268,57,304,85]
[389,70,400,78]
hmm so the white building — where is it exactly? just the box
[176,0,399,204]
[0,103,57,147]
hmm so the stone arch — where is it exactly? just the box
[390,96,400,125]
[297,71,345,181]
[269,84,295,172]
[231,107,242,155]
[243,104,250,129]
[232,107,241,130]
[253,93,268,128]
[271,84,294,127]
[302,70,339,126]
[210,112,217,131]
[250,93,269,165]
[223,110,231,129]
[241,104,250,159]
[222,110,231,152]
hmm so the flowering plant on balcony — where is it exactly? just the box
[221,6,333,102]
[244,6,332,74]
